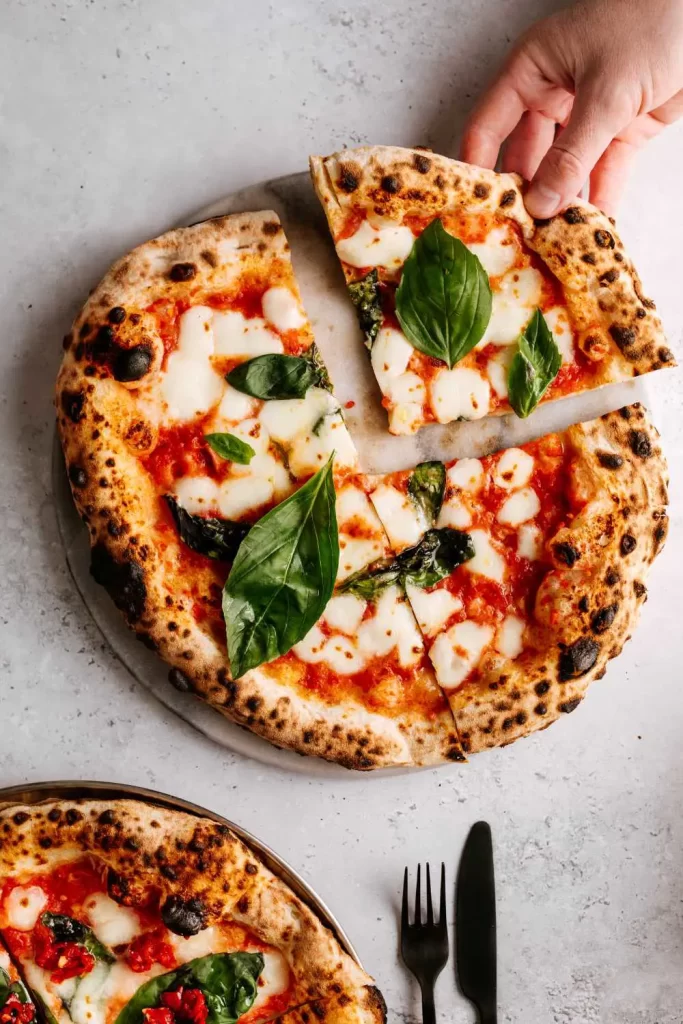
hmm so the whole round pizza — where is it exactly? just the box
[0,797,382,1024]
[56,145,671,770]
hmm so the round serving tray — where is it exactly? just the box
[0,780,361,965]
[53,169,650,776]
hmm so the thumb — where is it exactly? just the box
[525,77,634,218]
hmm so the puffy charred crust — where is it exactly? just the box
[62,389,86,422]
[628,429,653,458]
[168,667,194,692]
[596,450,624,470]
[161,894,207,936]
[451,405,668,754]
[169,262,197,282]
[553,542,580,567]
[113,344,153,382]
[275,987,387,1024]
[90,544,147,622]
[413,153,432,174]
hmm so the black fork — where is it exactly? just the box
[400,864,449,1024]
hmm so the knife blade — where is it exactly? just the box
[456,821,497,1024]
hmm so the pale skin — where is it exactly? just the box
[462,0,683,217]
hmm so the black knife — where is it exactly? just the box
[456,821,497,1024]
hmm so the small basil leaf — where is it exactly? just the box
[113,953,263,1024]
[399,527,475,589]
[507,309,561,418]
[205,433,255,465]
[165,495,250,562]
[227,354,318,400]
[0,968,10,1009]
[303,342,333,392]
[337,558,401,600]
[223,456,339,678]
[348,269,383,350]
[408,461,446,526]
[41,912,115,965]
[395,218,492,368]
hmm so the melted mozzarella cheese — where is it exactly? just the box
[287,412,358,477]
[487,346,515,399]
[517,523,542,561]
[338,536,386,579]
[497,487,540,526]
[67,961,145,1024]
[370,484,428,549]
[293,625,326,662]
[4,885,47,930]
[217,382,259,423]
[212,311,283,357]
[336,485,377,529]
[357,587,422,668]
[261,287,305,332]
[218,457,287,519]
[161,306,223,421]
[323,593,367,634]
[493,448,534,490]
[371,328,426,414]
[259,387,337,444]
[437,497,471,529]
[250,950,290,1010]
[469,225,519,278]
[448,458,484,492]
[336,220,415,269]
[429,620,494,689]
[173,475,220,514]
[465,529,506,582]
[170,926,218,963]
[478,267,543,347]
[406,584,462,637]
[83,894,140,947]
[293,625,365,675]
[430,367,490,423]
[545,306,575,363]
[227,417,271,457]
[496,615,525,659]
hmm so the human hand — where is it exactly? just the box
[461,0,683,217]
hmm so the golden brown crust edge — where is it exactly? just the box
[452,403,668,753]
[54,215,460,771]
[271,986,387,1024]
[0,799,374,1004]
[311,145,674,384]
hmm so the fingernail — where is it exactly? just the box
[526,182,561,219]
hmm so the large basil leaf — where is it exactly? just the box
[223,457,339,678]
[348,269,383,349]
[399,528,475,589]
[0,966,30,1010]
[41,912,114,964]
[408,461,446,526]
[395,219,492,368]
[205,433,255,465]
[113,953,263,1024]
[165,496,250,561]
[507,309,561,418]
[339,527,474,598]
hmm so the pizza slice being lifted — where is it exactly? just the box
[311,145,675,435]
[0,801,384,1024]
[358,404,668,751]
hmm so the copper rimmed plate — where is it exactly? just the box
[0,780,361,964]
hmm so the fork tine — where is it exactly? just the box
[414,863,422,925]
[401,867,409,931]
[439,862,446,926]
[425,863,434,924]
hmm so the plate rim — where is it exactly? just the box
[0,779,362,965]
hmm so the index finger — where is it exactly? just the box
[461,71,526,168]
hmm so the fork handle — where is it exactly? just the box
[420,982,436,1024]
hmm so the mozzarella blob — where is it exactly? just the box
[493,448,534,491]
[469,225,519,278]
[430,367,490,423]
[336,220,415,269]
[370,484,428,549]
[161,306,223,420]
[406,584,462,638]
[4,885,47,930]
[495,615,526,659]
[429,620,494,689]
[517,523,542,561]
[83,893,140,947]
[496,487,540,526]
[212,311,283,357]
[447,458,484,493]
[464,529,506,582]
[477,267,543,347]
[261,286,306,332]
[371,326,425,434]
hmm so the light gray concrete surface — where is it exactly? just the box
[2,1,683,1021]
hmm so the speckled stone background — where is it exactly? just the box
[2,1,683,1021]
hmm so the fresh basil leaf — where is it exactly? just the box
[223,456,339,678]
[41,912,114,965]
[114,953,263,1024]
[0,967,11,1009]
[205,433,255,465]
[348,269,383,350]
[395,218,492,368]
[507,309,561,418]
[303,342,333,392]
[399,527,475,589]
[227,355,318,400]
[337,558,401,600]
[408,461,446,526]
[165,495,250,561]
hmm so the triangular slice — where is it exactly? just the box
[311,145,674,435]
[365,405,668,751]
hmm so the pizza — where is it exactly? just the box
[55,185,669,769]
[310,145,675,435]
[360,404,668,751]
[0,800,384,1024]
[55,212,461,770]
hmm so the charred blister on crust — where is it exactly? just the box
[553,541,581,567]
[558,637,600,681]
[338,167,359,193]
[61,389,86,423]
[628,429,653,458]
[591,603,618,634]
[169,262,197,282]
[594,229,615,249]
[113,344,153,383]
[413,153,432,174]
[596,450,624,470]
[563,207,587,225]
[90,544,147,622]
[499,189,516,208]
[380,175,400,194]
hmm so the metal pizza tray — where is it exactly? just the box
[0,780,361,965]
[52,169,654,777]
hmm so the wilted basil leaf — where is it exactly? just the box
[395,219,492,368]
[337,557,401,600]
[165,495,250,561]
[348,269,383,349]
[41,912,114,964]
[507,309,561,418]
[408,461,446,525]
[339,527,474,598]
